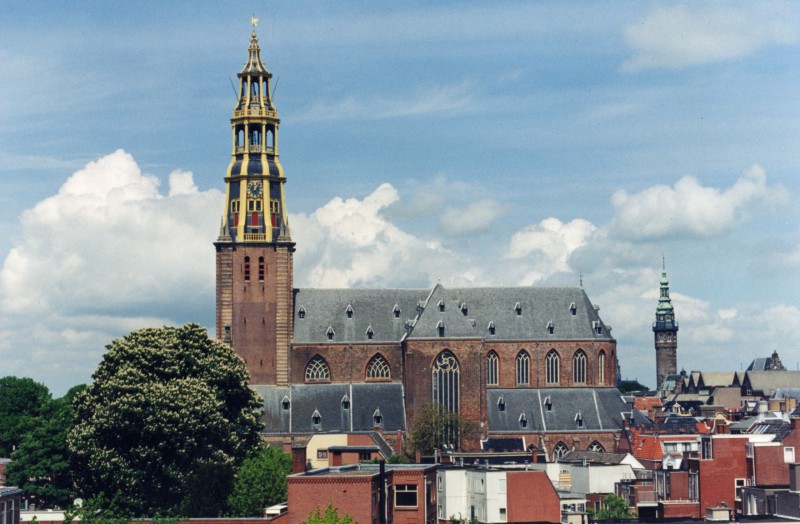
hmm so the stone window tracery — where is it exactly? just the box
[366,354,391,379]
[305,355,330,381]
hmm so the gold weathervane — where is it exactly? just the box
[251,16,259,29]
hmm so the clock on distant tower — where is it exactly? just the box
[247,181,262,198]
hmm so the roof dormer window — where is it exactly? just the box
[373,409,383,428]
[393,304,401,318]
[312,410,322,429]
[437,320,445,338]
[345,304,354,319]
[438,300,445,312]
[519,413,528,429]
[569,302,577,315]
[544,396,552,411]
[488,321,496,335]
[547,320,554,335]
[575,412,584,428]
[281,396,290,411]
[298,306,306,319]
[366,325,374,340]
[514,302,522,316]
[498,396,505,412]
[326,326,335,340]
[341,395,350,410]
[593,321,603,335]
[461,302,468,316]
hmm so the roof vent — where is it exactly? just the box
[326,326,335,340]
[345,304,354,319]
[298,306,306,319]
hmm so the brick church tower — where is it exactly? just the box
[215,22,294,386]
[653,261,678,389]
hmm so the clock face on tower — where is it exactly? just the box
[247,181,262,198]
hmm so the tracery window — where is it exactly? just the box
[366,354,391,379]
[573,350,587,384]
[588,441,605,453]
[516,350,530,385]
[546,350,560,385]
[432,350,460,448]
[305,355,330,381]
[598,351,606,385]
[553,442,569,460]
[486,351,499,386]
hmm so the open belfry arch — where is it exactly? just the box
[214,23,627,456]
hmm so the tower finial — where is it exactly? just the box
[251,15,259,29]
[662,253,666,271]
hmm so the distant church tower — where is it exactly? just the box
[215,23,294,385]
[653,261,678,389]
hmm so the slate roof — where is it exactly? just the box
[409,285,612,341]
[744,371,800,396]
[698,372,737,389]
[748,419,791,441]
[486,388,626,433]
[771,388,800,400]
[292,285,614,344]
[254,383,406,434]
[293,288,427,344]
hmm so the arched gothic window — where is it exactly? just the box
[516,350,530,385]
[553,442,569,461]
[546,350,560,385]
[432,351,460,414]
[588,441,605,453]
[432,350,460,449]
[598,351,606,385]
[486,351,499,386]
[366,354,391,379]
[305,355,330,381]
[573,350,587,384]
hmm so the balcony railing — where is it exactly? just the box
[243,233,267,242]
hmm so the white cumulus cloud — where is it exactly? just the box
[439,199,506,236]
[622,4,797,71]
[0,150,223,391]
[609,164,787,240]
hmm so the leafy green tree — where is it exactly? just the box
[408,403,478,455]
[6,385,86,508]
[596,494,633,520]
[0,376,51,456]
[181,461,235,518]
[227,446,291,517]
[67,324,264,517]
[303,505,354,524]
[617,380,649,394]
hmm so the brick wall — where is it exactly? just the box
[287,473,382,524]
[506,471,560,523]
[291,343,402,385]
[752,445,789,487]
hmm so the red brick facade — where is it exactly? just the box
[506,471,560,523]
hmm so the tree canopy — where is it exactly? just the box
[0,376,51,456]
[595,494,633,520]
[67,324,264,517]
[227,446,292,517]
[408,403,478,455]
[6,385,85,509]
[304,505,354,524]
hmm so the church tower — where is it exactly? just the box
[215,22,294,385]
[653,261,678,390]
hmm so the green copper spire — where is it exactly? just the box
[656,266,674,315]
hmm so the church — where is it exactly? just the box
[214,27,628,458]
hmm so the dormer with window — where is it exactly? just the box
[546,320,554,335]
[311,410,322,430]
[519,413,528,429]
[281,396,290,411]
[393,304,401,318]
[514,302,522,316]
[345,304,354,319]
[497,396,505,412]
[366,325,374,340]
[373,409,383,428]
[543,396,552,411]
[438,300,445,312]
[575,412,584,428]
[341,395,350,410]
[437,320,445,338]
[569,302,577,315]
[326,326,335,340]
[488,321,496,336]
[298,306,306,319]
[460,302,468,316]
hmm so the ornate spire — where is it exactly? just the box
[656,265,674,315]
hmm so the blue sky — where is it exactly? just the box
[1,2,798,395]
